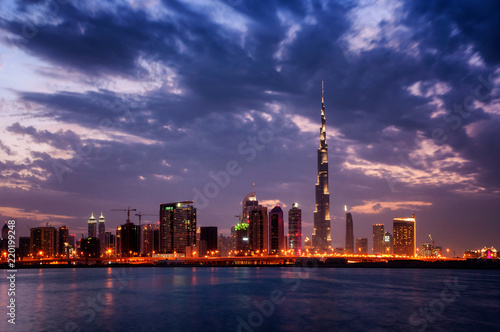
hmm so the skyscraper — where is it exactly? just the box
[159,201,197,255]
[269,205,285,255]
[30,226,57,257]
[345,205,354,253]
[98,212,106,254]
[119,222,139,257]
[58,225,69,256]
[249,205,268,255]
[383,231,393,254]
[235,222,250,255]
[288,202,302,255]
[87,212,97,238]
[373,224,384,254]
[200,226,218,256]
[393,214,416,256]
[313,82,331,251]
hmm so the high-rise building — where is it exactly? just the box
[19,237,31,260]
[0,222,8,252]
[105,231,116,256]
[116,226,122,256]
[30,226,57,257]
[288,203,302,255]
[119,222,140,257]
[98,212,106,254]
[383,231,393,254]
[235,222,250,255]
[2,222,7,238]
[80,237,100,258]
[313,83,332,251]
[372,224,384,254]
[304,236,311,252]
[242,186,259,222]
[393,214,416,256]
[345,205,354,253]
[58,225,69,256]
[200,226,218,256]
[159,201,196,255]
[356,238,368,254]
[142,223,159,256]
[88,212,97,238]
[269,206,285,255]
[249,205,268,255]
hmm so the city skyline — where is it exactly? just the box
[1,0,500,254]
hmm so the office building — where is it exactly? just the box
[80,237,100,258]
[249,205,268,255]
[19,237,31,260]
[30,226,57,257]
[313,83,332,251]
[383,231,393,254]
[345,205,354,253]
[200,226,218,256]
[98,212,106,254]
[393,214,416,256]
[58,225,69,256]
[159,201,196,255]
[373,224,384,254]
[356,238,368,254]
[269,206,285,255]
[119,222,140,257]
[288,202,302,255]
[88,212,97,238]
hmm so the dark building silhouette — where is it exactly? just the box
[200,226,218,256]
[313,83,332,251]
[249,205,268,255]
[120,222,140,257]
[356,238,368,254]
[80,237,100,258]
[269,206,285,255]
[30,226,57,257]
[98,212,106,255]
[159,201,196,255]
[19,237,30,260]
[345,206,354,254]
[58,225,69,256]
[373,224,384,254]
[393,214,416,256]
[288,203,302,255]
[142,223,159,256]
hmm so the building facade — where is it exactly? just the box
[200,226,218,256]
[88,213,97,238]
[269,206,285,255]
[356,238,368,254]
[249,205,268,255]
[345,206,354,253]
[159,201,197,255]
[288,203,302,255]
[98,212,106,254]
[372,224,384,254]
[393,214,416,256]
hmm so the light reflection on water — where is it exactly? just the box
[0,267,499,332]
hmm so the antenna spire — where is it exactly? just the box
[252,182,255,193]
[321,81,324,104]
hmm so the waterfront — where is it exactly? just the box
[1,267,499,331]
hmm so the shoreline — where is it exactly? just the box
[2,259,499,270]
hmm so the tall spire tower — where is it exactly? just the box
[313,81,332,251]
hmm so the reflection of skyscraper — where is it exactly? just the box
[373,224,384,254]
[249,205,268,255]
[88,213,97,238]
[288,203,302,255]
[393,214,416,256]
[345,206,354,253]
[313,83,331,251]
[98,212,106,254]
[269,206,285,255]
[356,238,368,254]
[159,201,196,254]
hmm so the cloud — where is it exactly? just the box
[350,200,432,214]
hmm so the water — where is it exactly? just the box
[1,267,499,332]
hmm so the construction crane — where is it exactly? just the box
[135,212,157,228]
[111,206,137,224]
[429,234,434,245]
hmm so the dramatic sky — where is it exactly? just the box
[1,0,499,254]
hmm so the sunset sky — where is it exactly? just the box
[0,0,499,253]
